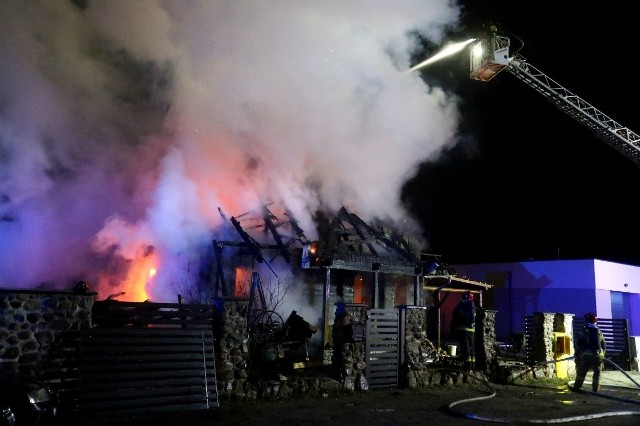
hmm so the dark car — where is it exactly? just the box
[0,372,58,426]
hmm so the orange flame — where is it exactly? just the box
[96,255,157,302]
[235,267,251,298]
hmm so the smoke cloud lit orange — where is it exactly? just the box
[0,1,463,302]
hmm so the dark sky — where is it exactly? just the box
[403,1,640,265]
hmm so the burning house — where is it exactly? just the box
[210,203,491,365]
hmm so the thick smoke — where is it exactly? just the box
[0,0,462,301]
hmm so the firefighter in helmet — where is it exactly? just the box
[452,291,477,372]
[572,313,606,392]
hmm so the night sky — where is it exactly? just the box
[404,1,640,266]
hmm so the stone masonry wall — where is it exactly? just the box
[0,289,95,374]
[0,290,578,402]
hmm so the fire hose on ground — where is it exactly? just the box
[441,357,640,423]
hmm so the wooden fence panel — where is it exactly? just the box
[77,328,218,418]
[365,309,399,389]
[40,302,219,420]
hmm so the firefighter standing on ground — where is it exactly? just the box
[452,291,477,371]
[572,312,606,392]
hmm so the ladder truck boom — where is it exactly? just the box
[469,26,640,166]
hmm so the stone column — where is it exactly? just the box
[332,303,368,390]
[399,305,430,388]
[530,312,556,378]
[213,297,252,399]
[476,309,497,373]
[554,313,576,377]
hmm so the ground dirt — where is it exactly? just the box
[74,376,640,426]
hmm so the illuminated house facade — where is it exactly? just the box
[451,259,640,340]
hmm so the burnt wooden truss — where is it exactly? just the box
[314,206,425,275]
[212,204,309,298]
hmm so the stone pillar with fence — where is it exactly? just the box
[528,312,576,379]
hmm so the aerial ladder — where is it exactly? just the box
[468,25,640,166]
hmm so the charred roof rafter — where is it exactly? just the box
[212,205,309,297]
[318,206,421,273]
